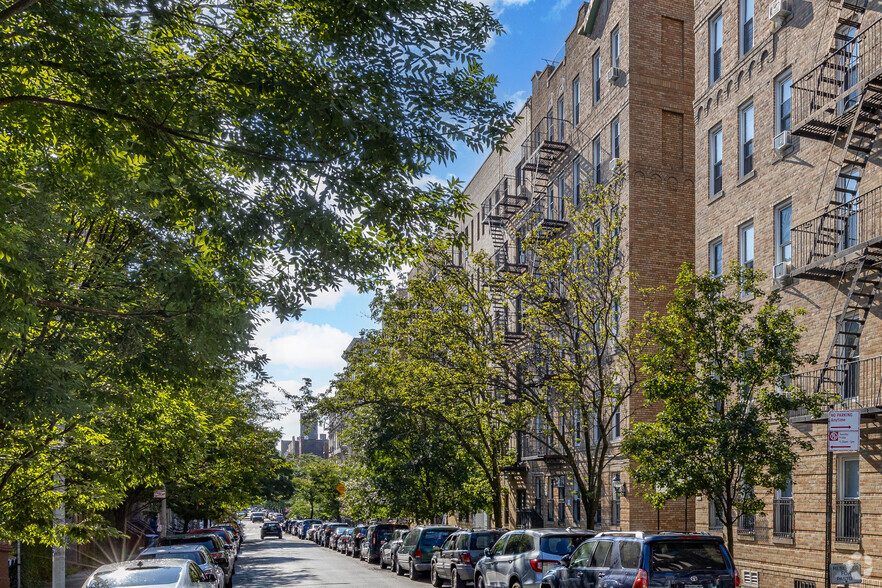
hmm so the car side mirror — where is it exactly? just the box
[484,547,493,558]
[560,554,572,568]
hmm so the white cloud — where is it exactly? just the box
[466,0,534,14]
[253,320,354,371]
[264,380,331,441]
[508,90,529,113]
[547,0,575,20]
[307,282,359,311]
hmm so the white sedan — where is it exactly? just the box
[82,559,213,588]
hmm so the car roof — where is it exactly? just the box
[93,559,194,573]
[141,545,209,554]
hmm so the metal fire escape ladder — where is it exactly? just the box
[815,258,882,403]
[830,1,867,54]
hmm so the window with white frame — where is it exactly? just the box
[710,12,723,84]
[611,27,620,69]
[776,71,792,133]
[557,95,566,139]
[710,125,723,196]
[593,51,602,103]
[775,201,792,264]
[740,101,754,177]
[593,136,602,183]
[710,238,723,277]
[573,76,581,126]
[740,222,755,284]
[741,0,754,55]
[612,406,621,440]
[573,160,581,208]
[611,117,620,160]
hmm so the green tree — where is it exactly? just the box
[0,0,511,543]
[289,454,341,521]
[622,264,821,555]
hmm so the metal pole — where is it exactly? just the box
[51,489,65,588]
[825,450,833,588]
[16,541,20,588]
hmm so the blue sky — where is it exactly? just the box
[260,0,584,440]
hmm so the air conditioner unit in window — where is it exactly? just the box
[742,570,760,588]
[609,158,621,173]
[774,130,792,155]
[773,261,792,280]
[607,67,622,83]
[768,0,792,29]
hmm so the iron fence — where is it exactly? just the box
[788,354,882,420]
[836,499,861,543]
[737,513,756,535]
[773,498,794,538]
[482,175,527,223]
[792,12,880,129]
[791,185,882,270]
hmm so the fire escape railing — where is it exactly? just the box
[787,354,882,421]
[792,16,882,136]
[482,175,529,226]
[790,184,882,273]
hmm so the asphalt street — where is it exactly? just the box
[235,521,436,588]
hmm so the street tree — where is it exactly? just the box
[0,0,512,542]
[622,264,822,556]
[499,171,641,529]
[289,454,342,521]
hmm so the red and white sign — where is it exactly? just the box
[828,410,860,452]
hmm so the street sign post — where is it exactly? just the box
[831,562,861,586]
[336,483,346,496]
[153,489,167,499]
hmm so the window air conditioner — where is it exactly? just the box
[773,261,792,280]
[609,158,621,173]
[773,130,792,155]
[742,570,759,588]
[607,67,622,83]
[768,0,791,29]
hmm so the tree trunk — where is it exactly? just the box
[490,481,503,528]
[726,522,735,558]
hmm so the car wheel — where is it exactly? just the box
[395,557,404,576]
[512,579,523,588]
[408,559,419,580]
[451,567,462,588]
[380,559,388,570]
[475,574,486,588]
[430,564,443,587]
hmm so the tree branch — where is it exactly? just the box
[0,0,40,23]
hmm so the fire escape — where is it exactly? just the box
[788,2,882,421]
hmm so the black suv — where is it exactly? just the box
[540,532,738,588]
[360,523,409,563]
[261,522,282,539]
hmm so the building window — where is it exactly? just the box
[593,136,602,184]
[573,482,581,524]
[535,476,543,512]
[557,174,566,219]
[573,76,581,126]
[574,409,583,447]
[774,478,794,538]
[593,51,602,103]
[612,406,621,440]
[775,201,792,264]
[709,501,723,529]
[710,238,723,277]
[557,95,566,140]
[710,12,723,84]
[741,0,754,55]
[740,222,754,297]
[740,101,754,177]
[611,27,620,69]
[573,160,582,208]
[776,71,792,133]
[611,117,620,160]
[547,108,554,141]
[558,478,567,522]
[837,456,861,542]
[710,125,723,196]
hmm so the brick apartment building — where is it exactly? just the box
[692,0,882,587]
[455,0,697,533]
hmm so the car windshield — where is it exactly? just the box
[650,542,727,573]
[89,567,182,587]
[540,535,586,556]
[471,533,502,550]
[420,530,453,547]
[265,524,279,529]
[139,553,201,564]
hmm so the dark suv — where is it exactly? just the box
[361,523,409,563]
[261,521,282,539]
[540,532,738,588]
[397,525,458,580]
[430,529,506,588]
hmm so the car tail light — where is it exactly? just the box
[529,559,556,574]
[415,548,422,559]
[734,569,741,588]
[461,551,471,565]
[633,569,648,588]
[211,552,223,559]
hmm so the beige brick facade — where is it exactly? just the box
[692,0,882,587]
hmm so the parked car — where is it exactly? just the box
[473,528,595,588]
[159,534,235,581]
[307,523,322,541]
[540,532,738,588]
[250,512,264,523]
[261,521,282,539]
[348,525,368,557]
[187,529,237,566]
[321,523,348,547]
[334,527,353,552]
[214,524,242,551]
[380,529,410,571]
[299,519,321,539]
[397,525,458,580]
[82,560,211,588]
[430,529,507,588]
[361,523,408,563]
[137,545,226,588]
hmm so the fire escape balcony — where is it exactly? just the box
[790,185,882,280]
[525,194,569,236]
[492,244,528,275]
[521,116,570,174]
[482,175,530,227]
[502,431,528,473]
[787,354,882,423]
[492,309,525,346]
[792,15,882,142]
